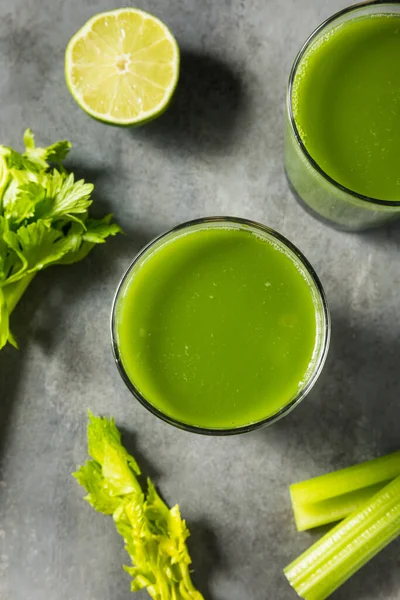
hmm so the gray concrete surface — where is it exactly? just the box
[0,1,399,599]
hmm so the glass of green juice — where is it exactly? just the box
[111,217,330,435]
[285,1,400,231]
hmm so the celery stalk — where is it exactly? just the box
[290,451,400,530]
[284,475,400,600]
[3,273,36,314]
[293,481,389,531]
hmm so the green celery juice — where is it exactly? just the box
[113,222,327,431]
[293,13,400,200]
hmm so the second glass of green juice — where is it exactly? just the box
[285,1,400,230]
[111,217,330,435]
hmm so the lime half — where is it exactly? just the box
[65,8,180,126]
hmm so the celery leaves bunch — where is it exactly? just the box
[0,129,121,349]
[74,413,205,600]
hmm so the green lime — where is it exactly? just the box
[65,8,180,126]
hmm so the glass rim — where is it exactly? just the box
[110,216,331,436]
[287,0,400,208]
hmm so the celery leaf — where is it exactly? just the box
[0,129,121,349]
[73,413,205,600]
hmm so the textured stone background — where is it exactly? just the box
[0,1,399,599]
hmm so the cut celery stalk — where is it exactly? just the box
[290,450,400,530]
[284,475,400,600]
[291,451,400,505]
[293,481,389,531]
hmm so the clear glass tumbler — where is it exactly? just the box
[285,1,400,231]
[111,217,331,435]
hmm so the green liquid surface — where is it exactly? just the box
[293,14,400,201]
[115,226,319,429]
